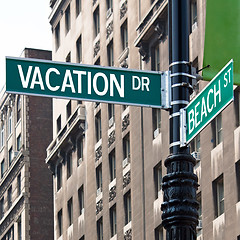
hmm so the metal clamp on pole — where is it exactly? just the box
[180,108,187,147]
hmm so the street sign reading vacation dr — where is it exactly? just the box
[6,57,168,108]
[182,59,233,145]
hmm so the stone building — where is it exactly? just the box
[0,48,54,239]
[46,0,240,239]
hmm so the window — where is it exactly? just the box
[124,191,131,224]
[152,108,161,138]
[96,164,102,194]
[57,115,61,133]
[17,96,21,122]
[17,173,21,196]
[110,204,117,237]
[154,162,162,199]
[67,151,73,179]
[197,193,202,230]
[9,147,13,166]
[8,186,12,209]
[80,236,85,240]
[97,217,103,240]
[121,20,128,50]
[55,23,60,50]
[123,133,130,160]
[95,57,100,65]
[108,104,114,127]
[155,225,163,240]
[58,209,63,236]
[190,134,200,153]
[106,0,113,12]
[1,159,5,178]
[57,163,62,190]
[190,0,197,32]
[212,114,222,147]
[94,7,100,37]
[76,35,82,63]
[152,44,160,71]
[65,5,71,34]
[234,89,240,126]
[213,175,224,217]
[76,0,81,17]
[66,52,71,62]
[77,137,83,164]
[66,101,71,119]
[0,198,4,219]
[8,111,12,136]
[0,124,4,148]
[18,217,22,240]
[78,186,84,215]
[68,198,73,226]
[17,134,22,151]
[236,160,240,202]
[107,41,114,66]
[95,112,102,142]
[109,150,116,182]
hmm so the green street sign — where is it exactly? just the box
[181,59,234,145]
[6,57,170,108]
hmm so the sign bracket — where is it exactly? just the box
[161,71,171,109]
[180,108,187,147]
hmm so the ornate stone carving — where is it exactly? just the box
[109,185,116,202]
[124,229,132,240]
[138,41,149,61]
[154,21,165,40]
[120,59,128,68]
[122,113,130,131]
[120,0,128,19]
[106,20,113,39]
[95,146,102,161]
[96,199,103,215]
[108,130,115,148]
[123,171,131,188]
[93,40,100,58]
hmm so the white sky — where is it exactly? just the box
[0,0,52,89]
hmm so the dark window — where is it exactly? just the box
[94,7,100,37]
[124,191,131,224]
[66,101,72,119]
[76,36,82,63]
[236,160,240,202]
[8,186,12,209]
[66,52,71,62]
[57,115,61,133]
[123,133,130,160]
[190,0,197,32]
[67,151,73,178]
[151,44,160,71]
[77,137,83,164]
[121,20,128,50]
[1,159,5,178]
[17,96,21,122]
[152,108,161,138]
[78,186,84,215]
[18,217,22,240]
[95,57,100,65]
[65,5,71,34]
[154,162,162,199]
[9,147,13,166]
[58,209,63,236]
[234,89,240,126]
[107,41,114,66]
[109,150,116,182]
[8,111,12,136]
[0,124,4,148]
[108,104,115,127]
[76,0,81,17]
[57,163,62,190]
[17,173,21,196]
[212,114,222,147]
[0,198,4,219]
[97,217,103,240]
[17,134,21,151]
[68,198,73,226]
[213,174,224,217]
[96,164,103,193]
[110,204,117,237]
[55,23,60,50]
[95,112,102,142]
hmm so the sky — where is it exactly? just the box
[0,0,52,90]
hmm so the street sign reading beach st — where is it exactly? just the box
[181,59,234,145]
[6,57,169,108]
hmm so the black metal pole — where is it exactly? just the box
[161,0,199,239]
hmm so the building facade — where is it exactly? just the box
[0,48,54,240]
[47,0,240,239]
